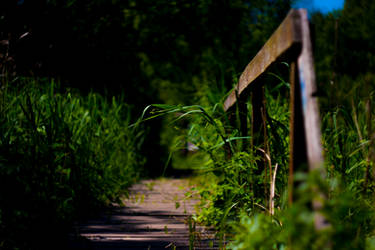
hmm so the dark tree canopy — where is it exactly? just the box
[1,0,291,106]
[310,0,375,109]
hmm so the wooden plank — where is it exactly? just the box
[69,179,218,249]
[296,9,327,230]
[224,9,302,111]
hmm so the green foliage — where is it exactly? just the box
[144,60,375,248]
[192,82,291,228]
[185,2,375,248]
[1,0,294,177]
[321,81,375,192]
[229,213,283,250]
[1,0,374,248]
[0,78,144,249]
[229,172,375,250]
[139,73,292,232]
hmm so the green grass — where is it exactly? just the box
[227,77,375,249]
[139,70,375,249]
[0,77,145,249]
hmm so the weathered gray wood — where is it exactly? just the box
[69,179,218,249]
[296,9,324,173]
[224,9,302,111]
[296,9,327,230]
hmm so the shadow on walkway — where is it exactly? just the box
[68,178,218,250]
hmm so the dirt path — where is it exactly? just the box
[68,178,217,249]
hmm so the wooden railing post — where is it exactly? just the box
[296,9,327,230]
[288,60,308,204]
[251,84,264,149]
[251,84,267,201]
[237,96,248,150]
[225,111,234,159]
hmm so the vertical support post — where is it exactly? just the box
[238,95,248,151]
[225,112,235,159]
[288,61,308,204]
[297,9,324,175]
[260,96,272,213]
[296,9,327,230]
[251,83,264,148]
[251,83,267,201]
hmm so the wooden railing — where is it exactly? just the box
[224,9,327,229]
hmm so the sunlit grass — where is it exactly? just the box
[0,77,145,249]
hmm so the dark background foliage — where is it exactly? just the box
[0,0,291,100]
[0,0,292,174]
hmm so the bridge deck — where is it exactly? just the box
[69,178,218,249]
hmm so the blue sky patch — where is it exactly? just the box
[293,0,345,14]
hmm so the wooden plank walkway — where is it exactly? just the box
[68,178,218,249]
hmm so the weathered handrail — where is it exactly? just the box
[224,9,326,229]
[223,10,302,111]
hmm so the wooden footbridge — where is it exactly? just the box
[69,8,326,249]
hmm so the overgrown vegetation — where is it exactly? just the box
[138,4,375,241]
[1,0,375,249]
[0,78,145,249]
[142,64,375,248]
[136,1,375,249]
